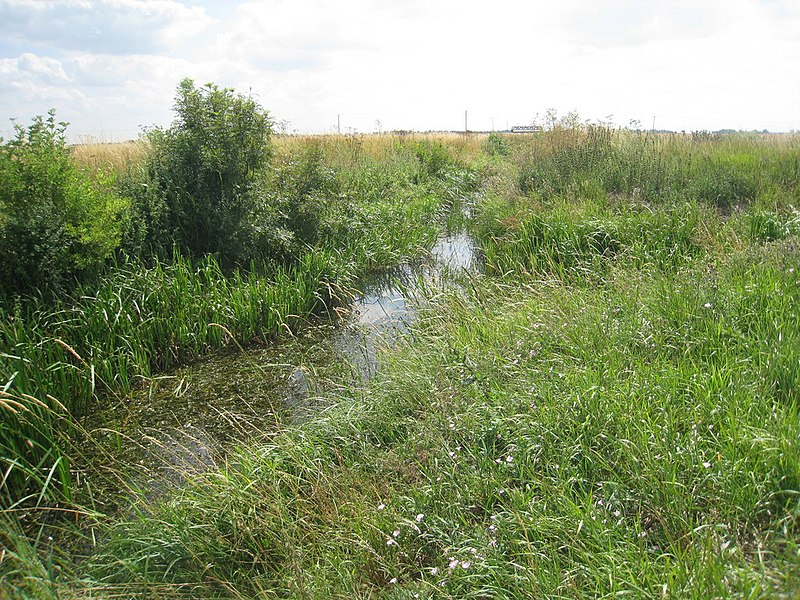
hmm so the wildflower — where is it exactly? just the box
[613,510,621,518]
[639,530,648,538]
[448,558,459,570]
[387,538,397,546]
[505,455,513,463]
[415,513,425,522]
[461,560,472,569]
[389,577,398,584]
[393,529,401,538]
[430,567,439,575]
[702,461,712,468]
[703,302,713,309]
[377,503,386,511]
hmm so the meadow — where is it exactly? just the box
[1,87,799,597]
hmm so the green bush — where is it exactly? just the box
[126,79,273,265]
[483,132,510,157]
[267,144,339,255]
[414,140,452,180]
[0,112,127,298]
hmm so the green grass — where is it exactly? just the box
[1,132,476,511]
[0,249,347,509]
[81,235,800,598]
[3,129,800,598]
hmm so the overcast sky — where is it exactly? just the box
[1,0,798,140]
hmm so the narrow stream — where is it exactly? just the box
[80,230,478,494]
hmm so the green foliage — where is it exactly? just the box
[414,140,452,179]
[266,144,339,256]
[125,79,273,264]
[86,240,800,597]
[0,111,127,298]
[475,198,702,281]
[483,132,510,157]
[511,128,797,211]
[5,127,800,596]
[689,159,759,210]
[748,209,800,243]
[0,249,348,506]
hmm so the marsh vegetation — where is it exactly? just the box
[1,84,799,597]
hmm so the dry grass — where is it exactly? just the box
[71,139,149,173]
[275,132,486,162]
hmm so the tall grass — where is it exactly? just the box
[5,128,800,597]
[0,249,347,507]
[83,236,800,597]
[1,130,477,510]
[505,127,799,210]
[474,197,707,281]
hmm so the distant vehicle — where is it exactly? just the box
[510,125,542,133]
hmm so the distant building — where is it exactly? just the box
[510,125,542,133]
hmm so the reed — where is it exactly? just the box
[4,126,800,597]
[85,237,800,598]
[0,249,349,507]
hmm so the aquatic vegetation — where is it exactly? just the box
[2,118,800,597]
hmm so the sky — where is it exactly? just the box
[1,0,798,141]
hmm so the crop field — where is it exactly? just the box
[1,81,800,598]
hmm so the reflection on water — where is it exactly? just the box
[335,231,477,380]
[80,231,478,492]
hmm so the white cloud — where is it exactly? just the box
[1,0,798,138]
[0,0,212,55]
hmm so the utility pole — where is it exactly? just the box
[465,110,468,133]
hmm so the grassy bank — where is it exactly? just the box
[1,115,475,510]
[76,235,800,598]
[2,125,800,597]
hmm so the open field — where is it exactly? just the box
[2,101,800,597]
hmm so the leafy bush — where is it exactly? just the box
[414,140,452,179]
[483,133,510,156]
[0,112,127,298]
[267,144,339,255]
[125,79,273,265]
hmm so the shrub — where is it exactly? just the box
[0,112,127,298]
[483,133,510,157]
[414,140,452,179]
[126,79,273,265]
